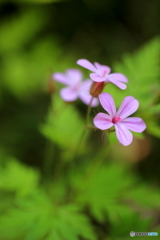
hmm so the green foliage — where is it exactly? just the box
[0,8,74,99]
[0,159,39,197]
[1,155,160,239]
[0,9,48,53]
[72,162,160,226]
[110,213,152,239]
[106,37,160,138]
[0,159,96,240]
[0,193,96,240]
[40,95,87,157]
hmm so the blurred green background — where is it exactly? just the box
[0,0,160,239]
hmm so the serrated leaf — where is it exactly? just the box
[111,37,160,107]
[0,191,96,240]
[73,163,135,222]
[73,161,160,224]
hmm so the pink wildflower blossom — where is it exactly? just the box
[93,93,146,146]
[77,59,128,90]
[52,69,98,106]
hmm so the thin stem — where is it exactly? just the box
[82,144,111,190]
[72,97,94,160]
[43,95,55,183]
[43,138,55,181]
[85,97,94,127]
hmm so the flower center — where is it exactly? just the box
[73,82,81,91]
[112,116,121,123]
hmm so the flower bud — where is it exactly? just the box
[90,81,105,97]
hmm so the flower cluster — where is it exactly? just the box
[53,59,146,146]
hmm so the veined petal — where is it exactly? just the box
[52,72,68,85]
[60,87,78,102]
[66,69,83,85]
[93,113,113,130]
[107,73,128,83]
[107,78,127,89]
[79,80,98,106]
[115,123,133,146]
[116,96,139,119]
[77,59,97,72]
[90,73,107,82]
[99,93,116,118]
[121,117,146,132]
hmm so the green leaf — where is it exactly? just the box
[0,191,96,240]
[110,213,152,238]
[127,184,160,208]
[73,161,160,224]
[106,37,160,138]
[147,121,160,138]
[0,9,49,53]
[73,163,135,222]
[40,96,87,156]
[0,159,39,197]
[111,37,160,107]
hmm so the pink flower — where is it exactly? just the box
[93,93,146,146]
[52,69,98,106]
[77,59,128,90]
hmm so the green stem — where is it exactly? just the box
[43,139,55,181]
[85,97,94,127]
[43,95,55,183]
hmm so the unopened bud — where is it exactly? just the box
[90,81,105,97]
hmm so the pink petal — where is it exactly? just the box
[93,113,113,130]
[79,80,98,107]
[107,73,128,83]
[60,87,78,102]
[99,93,116,118]
[66,69,83,85]
[121,117,146,133]
[52,72,68,85]
[116,96,139,119]
[115,123,133,146]
[94,62,111,75]
[106,78,127,89]
[90,73,107,82]
[77,59,97,72]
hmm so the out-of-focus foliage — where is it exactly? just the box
[0,158,39,196]
[0,157,160,239]
[72,162,160,224]
[0,0,160,239]
[106,37,160,138]
[0,159,96,240]
[40,96,88,158]
[0,8,74,99]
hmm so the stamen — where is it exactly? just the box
[112,116,121,123]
